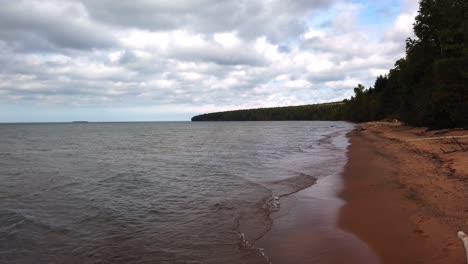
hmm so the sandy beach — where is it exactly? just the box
[255,173,379,264]
[256,121,467,263]
[340,122,468,263]
[255,123,379,264]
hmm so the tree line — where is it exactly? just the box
[193,0,467,128]
[191,102,346,121]
[343,0,467,128]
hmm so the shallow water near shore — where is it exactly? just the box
[256,134,380,263]
[1,121,354,263]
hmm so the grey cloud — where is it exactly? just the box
[168,46,267,66]
[301,33,405,63]
[0,1,115,52]
[308,71,345,83]
[0,0,415,117]
[81,0,335,43]
[278,45,291,53]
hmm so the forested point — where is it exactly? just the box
[192,0,467,128]
[191,103,345,121]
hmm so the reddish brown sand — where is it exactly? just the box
[256,176,379,264]
[340,122,468,263]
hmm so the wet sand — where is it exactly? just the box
[340,122,468,263]
[256,174,379,264]
[255,128,379,264]
[256,121,468,263]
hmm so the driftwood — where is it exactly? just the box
[433,128,466,135]
[440,147,459,154]
[438,137,468,154]
[458,231,468,263]
[406,135,468,142]
[452,137,467,152]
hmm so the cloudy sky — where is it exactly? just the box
[0,0,419,122]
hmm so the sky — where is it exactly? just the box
[0,0,419,122]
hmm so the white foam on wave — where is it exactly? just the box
[237,231,273,264]
[263,195,281,212]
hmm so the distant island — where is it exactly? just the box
[72,121,89,124]
[193,0,467,129]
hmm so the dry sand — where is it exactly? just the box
[340,121,468,263]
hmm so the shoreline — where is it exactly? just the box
[339,122,468,263]
[254,121,467,263]
[255,174,379,264]
[255,124,379,263]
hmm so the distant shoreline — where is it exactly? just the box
[191,102,345,122]
[339,122,468,263]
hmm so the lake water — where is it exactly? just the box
[0,121,353,263]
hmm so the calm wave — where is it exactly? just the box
[0,121,352,263]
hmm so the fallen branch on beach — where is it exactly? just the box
[438,137,468,153]
[452,137,467,152]
[458,231,468,263]
[406,135,468,142]
[433,128,466,135]
[439,147,459,154]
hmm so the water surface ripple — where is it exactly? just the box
[0,121,352,263]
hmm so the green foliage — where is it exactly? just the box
[344,0,467,128]
[192,0,467,128]
[191,102,346,121]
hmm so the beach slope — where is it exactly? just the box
[340,121,468,263]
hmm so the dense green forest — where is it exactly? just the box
[191,102,345,121]
[343,0,467,128]
[193,0,467,128]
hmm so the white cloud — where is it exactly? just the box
[0,0,419,120]
[401,0,419,15]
